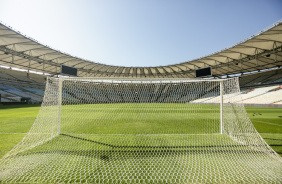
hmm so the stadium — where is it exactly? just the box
[0,15,282,184]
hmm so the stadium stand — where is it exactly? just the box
[0,67,45,104]
[239,68,282,87]
[238,68,282,105]
[243,87,282,104]
[0,66,281,105]
[192,85,282,105]
[181,69,282,105]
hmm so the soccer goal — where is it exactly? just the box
[0,77,281,183]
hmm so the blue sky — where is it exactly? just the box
[0,0,281,67]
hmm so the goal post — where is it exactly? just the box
[57,78,62,135]
[1,77,282,183]
[220,80,224,134]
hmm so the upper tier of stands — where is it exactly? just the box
[239,68,282,88]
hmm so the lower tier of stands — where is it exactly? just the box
[192,85,282,105]
[0,68,45,104]
[0,79,45,104]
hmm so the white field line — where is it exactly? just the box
[61,133,222,136]
[0,133,27,134]
[0,133,50,134]
[253,120,282,127]
[0,133,222,135]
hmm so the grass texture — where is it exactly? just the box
[0,104,282,183]
[0,104,281,158]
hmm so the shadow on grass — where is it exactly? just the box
[13,133,276,160]
[17,148,278,161]
[60,133,269,149]
[0,104,41,110]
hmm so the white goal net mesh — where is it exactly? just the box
[0,77,281,183]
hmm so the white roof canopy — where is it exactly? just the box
[0,20,281,78]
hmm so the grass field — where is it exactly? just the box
[0,104,282,183]
[0,104,281,158]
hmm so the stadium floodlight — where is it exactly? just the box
[0,77,282,183]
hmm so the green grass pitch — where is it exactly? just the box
[0,104,281,158]
[0,104,282,183]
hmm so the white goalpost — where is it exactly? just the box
[0,77,281,183]
[220,81,223,134]
[58,78,62,135]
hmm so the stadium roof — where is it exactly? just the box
[0,20,282,78]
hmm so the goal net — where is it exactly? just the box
[0,77,281,183]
